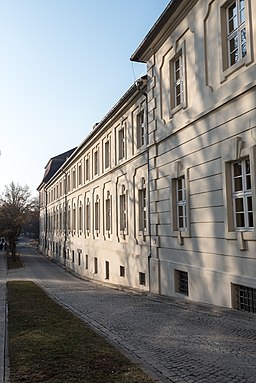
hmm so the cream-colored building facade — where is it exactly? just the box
[38,0,256,311]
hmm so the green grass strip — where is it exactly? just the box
[8,281,155,383]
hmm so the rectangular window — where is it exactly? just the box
[118,127,125,160]
[175,270,188,296]
[139,188,147,232]
[85,254,88,269]
[78,203,82,232]
[72,205,76,232]
[94,150,99,176]
[232,283,256,313]
[77,250,81,266]
[72,250,75,263]
[173,54,184,107]
[139,272,146,286]
[105,261,109,280]
[67,207,71,232]
[94,198,100,232]
[85,158,90,181]
[67,174,71,192]
[232,158,253,230]
[226,0,246,67]
[94,257,98,274]
[78,164,82,186]
[120,266,125,277]
[86,200,90,233]
[176,176,187,231]
[137,111,145,148]
[72,168,76,189]
[105,140,110,169]
[120,192,127,233]
[105,195,111,232]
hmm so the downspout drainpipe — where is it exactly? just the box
[136,77,152,292]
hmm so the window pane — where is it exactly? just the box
[235,198,244,212]
[236,212,245,227]
[241,28,247,57]
[239,0,245,23]
[248,212,254,228]
[234,161,242,176]
[228,3,238,33]
[234,177,243,192]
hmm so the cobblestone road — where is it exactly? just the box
[8,244,256,383]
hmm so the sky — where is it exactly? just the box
[0,0,170,197]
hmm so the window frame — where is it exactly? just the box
[170,164,190,244]
[118,123,126,162]
[222,140,256,244]
[231,158,253,231]
[138,187,147,234]
[104,138,111,170]
[169,42,187,116]
[136,110,146,149]
[220,0,253,81]
[119,186,128,237]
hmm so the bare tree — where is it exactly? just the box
[0,182,37,258]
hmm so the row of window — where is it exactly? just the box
[43,156,254,245]
[47,242,147,286]
[41,110,146,205]
[45,186,147,239]
[170,0,248,113]
[177,157,254,233]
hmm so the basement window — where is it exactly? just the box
[232,283,256,313]
[175,270,188,296]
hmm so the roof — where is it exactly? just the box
[130,0,185,63]
[41,147,77,184]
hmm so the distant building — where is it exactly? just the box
[38,0,256,312]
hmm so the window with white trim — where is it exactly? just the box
[137,111,145,149]
[118,125,126,161]
[232,158,253,230]
[105,192,112,234]
[72,203,76,233]
[173,54,184,108]
[105,140,110,169]
[221,0,253,78]
[120,187,127,234]
[72,168,76,189]
[139,188,147,232]
[78,201,82,232]
[94,148,99,176]
[85,198,90,234]
[78,163,82,186]
[94,195,100,234]
[85,157,90,181]
[176,176,187,231]
[226,0,246,67]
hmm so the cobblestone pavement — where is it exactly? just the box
[8,244,256,383]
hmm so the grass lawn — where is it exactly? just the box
[7,281,156,383]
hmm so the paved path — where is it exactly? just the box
[5,242,256,383]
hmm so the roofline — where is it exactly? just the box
[38,76,148,190]
[130,0,182,63]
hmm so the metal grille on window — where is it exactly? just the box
[176,270,188,296]
[233,284,256,313]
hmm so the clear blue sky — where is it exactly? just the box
[0,0,169,197]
